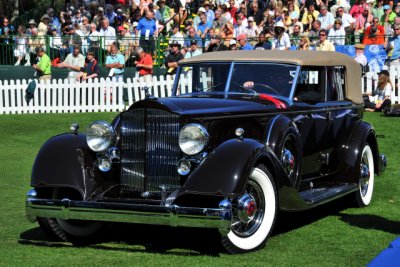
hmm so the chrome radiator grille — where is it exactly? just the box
[120,109,181,198]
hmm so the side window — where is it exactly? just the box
[326,66,346,102]
[295,66,323,104]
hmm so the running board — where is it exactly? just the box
[299,183,358,205]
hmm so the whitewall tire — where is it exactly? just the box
[222,164,277,253]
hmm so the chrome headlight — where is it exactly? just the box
[179,124,209,155]
[86,121,115,152]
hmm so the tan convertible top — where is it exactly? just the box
[179,51,362,104]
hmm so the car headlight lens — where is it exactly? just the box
[86,121,115,152]
[179,124,209,155]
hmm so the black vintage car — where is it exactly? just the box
[26,51,386,253]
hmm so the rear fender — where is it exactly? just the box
[31,133,105,200]
[339,121,380,181]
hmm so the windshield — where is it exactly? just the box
[174,62,298,98]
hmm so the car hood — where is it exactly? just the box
[129,95,290,117]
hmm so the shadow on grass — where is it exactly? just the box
[19,223,223,256]
[273,197,350,236]
[339,214,400,235]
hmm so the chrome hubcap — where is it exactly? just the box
[282,148,295,176]
[231,179,265,237]
[360,160,370,197]
[237,194,258,223]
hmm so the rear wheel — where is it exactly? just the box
[221,164,277,253]
[37,188,103,243]
[355,144,374,207]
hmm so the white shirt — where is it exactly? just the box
[99,26,116,47]
[274,32,291,50]
[234,24,247,37]
[355,53,367,66]
[338,13,355,28]
[170,31,185,47]
[318,12,335,30]
[328,27,346,45]
[244,25,259,38]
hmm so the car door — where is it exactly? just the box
[292,67,330,179]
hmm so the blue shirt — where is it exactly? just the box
[197,21,212,35]
[137,17,157,37]
[240,43,253,50]
[105,53,125,75]
[184,35,203,48]
[390,35,400,60]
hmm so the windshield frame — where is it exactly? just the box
[172,61,301,100]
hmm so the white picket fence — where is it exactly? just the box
[362,65,400,104]
[1,67,400,115]
[0,76,178,114]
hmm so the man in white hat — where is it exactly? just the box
[193,7,207,30]
[273,21,290,50]
[244,16,259,40]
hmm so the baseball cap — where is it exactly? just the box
[132,21,138,27]
[378,69,390,76]
[236,33,247,41]
[248,16,254,22]
[384,4,390,10]
[190,40,197,45]
[118,25,129,31]
[169,40,181,47]
[198,7,206,13]
[229,39,237,45]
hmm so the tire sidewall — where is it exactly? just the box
[226,165,277,251]
[357,145,374,207]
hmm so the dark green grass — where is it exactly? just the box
[0,112,398,266]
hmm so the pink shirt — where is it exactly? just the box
[350,5,365,18]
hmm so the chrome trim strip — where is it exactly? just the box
[26,198,232,236]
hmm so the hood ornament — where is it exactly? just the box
[142,86,155,99]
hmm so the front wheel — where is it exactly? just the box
[221,164,277,253]
[355,144,375,207]
[37,188,103,243]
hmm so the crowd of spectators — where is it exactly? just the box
[1,0,400,70]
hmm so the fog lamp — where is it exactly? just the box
[98,156,112,172]
[177,159,191,175]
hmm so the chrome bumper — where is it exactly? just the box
[25,191,232,236]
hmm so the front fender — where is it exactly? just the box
[31,133,100,199]
[179,138,271,197]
